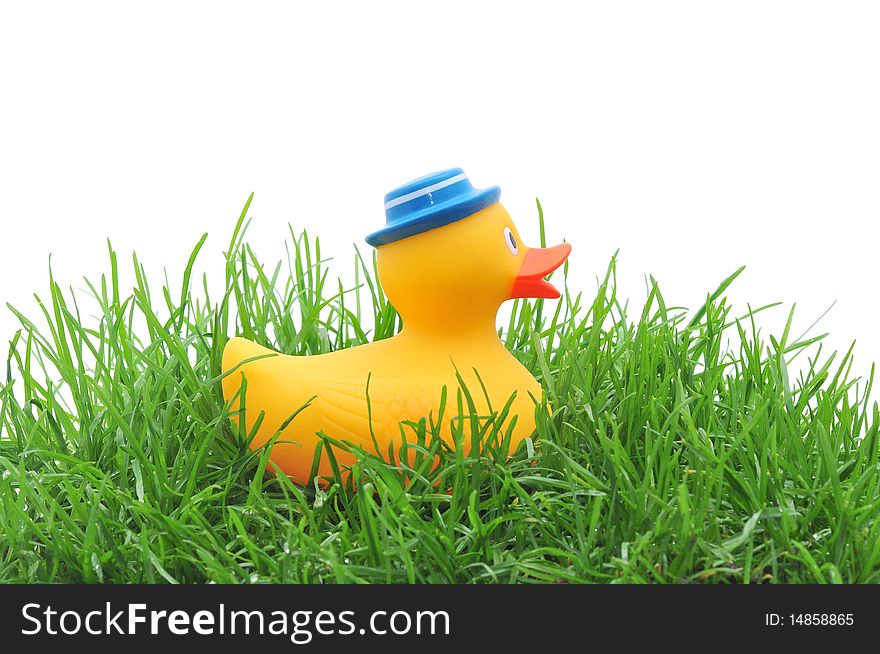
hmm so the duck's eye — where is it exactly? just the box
[504,227,518,255]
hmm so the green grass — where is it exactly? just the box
[1,194,879,584]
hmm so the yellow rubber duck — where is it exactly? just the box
[222,168,571,482]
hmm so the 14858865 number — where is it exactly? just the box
[790,613,853,626]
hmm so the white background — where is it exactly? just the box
[2,2,878,391]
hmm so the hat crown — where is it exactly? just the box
[383,167,470,220]
[367,168,500,247]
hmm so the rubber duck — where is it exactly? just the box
[222,168,571,482]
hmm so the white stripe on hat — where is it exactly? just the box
[383,172,468,211]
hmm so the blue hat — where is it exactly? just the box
[366,168,501,247]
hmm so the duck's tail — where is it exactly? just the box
[220,337,277,406]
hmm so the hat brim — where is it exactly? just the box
[366,186,501,247]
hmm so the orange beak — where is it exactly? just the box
[509,243,572,299]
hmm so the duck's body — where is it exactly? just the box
[222,169,570,483]
[222,324,541,481]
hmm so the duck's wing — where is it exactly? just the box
[312,376,442,448]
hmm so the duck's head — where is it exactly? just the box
[366,169,571,332]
